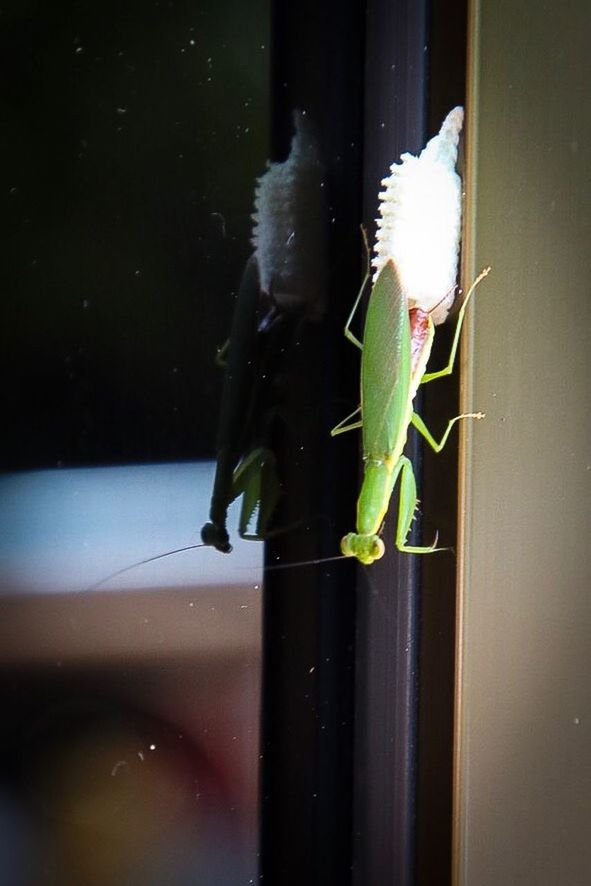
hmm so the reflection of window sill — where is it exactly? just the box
[0,584,262,665]
[0,463,262,664]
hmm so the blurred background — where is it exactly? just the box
[0,1,269,882]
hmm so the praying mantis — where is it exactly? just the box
[203,106,490,564]
[332,257,489,565]
[330,106,489,564]
[88,256,488,588]
[90,108,486,587]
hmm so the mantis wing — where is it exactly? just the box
[361,259,412,457]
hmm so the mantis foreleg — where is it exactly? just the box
[232,447,280,539]
[393,456,442,553]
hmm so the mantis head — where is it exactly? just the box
[340,532,385,565]
[201,522,233,554]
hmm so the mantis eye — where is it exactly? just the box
[370,537,385,562]
[340,533,356,558]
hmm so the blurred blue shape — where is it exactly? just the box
[0,463,263,593]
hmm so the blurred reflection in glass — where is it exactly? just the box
[0,463,262,885]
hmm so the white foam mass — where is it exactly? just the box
[372,106,464,325]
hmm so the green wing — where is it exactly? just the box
[361,260,411,457]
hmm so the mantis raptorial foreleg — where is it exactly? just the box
[232,446,280,540]
[392,456,442,554]
[421,266,490,384]
[231,447,324,543]
[410,410,484,454]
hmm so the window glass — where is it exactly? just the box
[0,2,270,882]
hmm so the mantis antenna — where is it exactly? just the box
[85,545,207,591]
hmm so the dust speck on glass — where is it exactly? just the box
[0,2,285,883]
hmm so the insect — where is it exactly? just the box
[332,258,489,564]
[89,108,486,586]
[332,106,489,564]
[201,111,327,553]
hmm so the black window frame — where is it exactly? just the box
[260,1,468,884]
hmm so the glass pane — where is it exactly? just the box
[0,1,270,882]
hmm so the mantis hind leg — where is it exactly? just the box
[343,228,373,350]
[334,230,373,429]
[411,410,485,453]
[331,405,362,436]
[420,266,490,384]
[394,456,444,554]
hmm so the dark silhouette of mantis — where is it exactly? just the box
[202,112,327,552]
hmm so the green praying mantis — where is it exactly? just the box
[201,106,492,566]
[90,108,489,587]
[332,257,490,565]
[90,254,488,591]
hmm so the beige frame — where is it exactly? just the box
[454,1,591,883]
